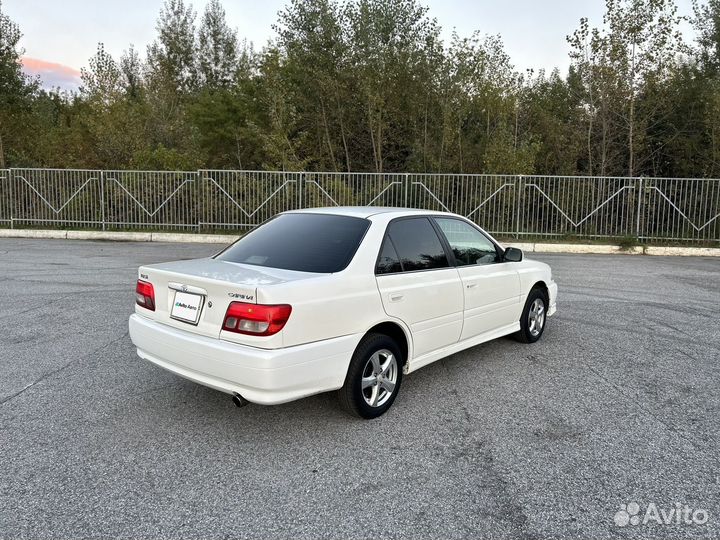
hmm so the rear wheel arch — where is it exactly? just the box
[364,321,410,367]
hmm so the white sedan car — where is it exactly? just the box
[129,207,557,418]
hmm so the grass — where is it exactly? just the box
[2,223,718,248]
[496,234,720,249]
[616,235,640,251]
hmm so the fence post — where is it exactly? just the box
[8,168,14,229]
[298,171,304,209]
[515,175,523,239]
[404,173,410,207]
[635,176,643,238]
[100,170,106,231]
[194,170,200,233]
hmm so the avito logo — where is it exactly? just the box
[614,502,709,527]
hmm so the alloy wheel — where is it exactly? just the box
[361,349,398,407]
[528,298,545,337]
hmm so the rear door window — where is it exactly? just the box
[376,238,402,274]
[216,213,369,273]
[385,218,449,272]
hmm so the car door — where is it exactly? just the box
[375,217,464,359]
[433,217,521,341]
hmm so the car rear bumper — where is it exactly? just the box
[128,314,360,405]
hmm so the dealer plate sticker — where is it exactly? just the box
[171,291,204,324]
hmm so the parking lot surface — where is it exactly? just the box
[0,238,718,539]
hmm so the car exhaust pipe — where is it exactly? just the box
[232,393,249,408]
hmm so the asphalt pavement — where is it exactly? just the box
[0,238,718,539]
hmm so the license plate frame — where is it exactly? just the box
[170,290,205,325]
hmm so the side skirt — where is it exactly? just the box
[406,321,521,374]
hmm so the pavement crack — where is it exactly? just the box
[577,357,713,458]
[0,290,130,320]
[438,357,537,540]
[0,293,76,320]
[0,330,129,407]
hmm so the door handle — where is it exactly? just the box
[389,293,404,302]
[466,282,478,289]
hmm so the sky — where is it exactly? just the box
[5,0,696,91]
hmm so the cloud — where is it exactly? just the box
[21,57,82,91]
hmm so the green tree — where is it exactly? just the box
[146,0,197,94]
[197,0,239,89]
[276,0,352,171]
[120,45,144,100]
[693,0,720,72]
[435,32,519,173]
[75,44,147,167]
[0,0,38,167]
[345,0,441,172]
[143,0,200,168]
[521,70,584,175]
[80,43,123,100]
[5,0,720,179]
[254,47,308,170]
[189,69,264,169]
[568,0,684,176]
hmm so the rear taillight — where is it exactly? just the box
[222,302,292,336]
[136,280,155,311]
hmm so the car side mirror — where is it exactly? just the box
[503,247,523,262]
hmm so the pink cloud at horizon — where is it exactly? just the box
[21,57,82,91]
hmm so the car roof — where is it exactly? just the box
[286,206,453,219]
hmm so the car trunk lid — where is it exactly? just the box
[136,257,319,341]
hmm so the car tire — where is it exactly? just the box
[338,333,403,419]
[514,287,548,344]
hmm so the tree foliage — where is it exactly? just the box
[1,0,720,178]
[0,0,38,168]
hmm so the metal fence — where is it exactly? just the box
[1,169,719,242]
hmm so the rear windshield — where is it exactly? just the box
[215,213,370,273]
